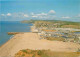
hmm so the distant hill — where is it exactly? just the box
[21,20,80,29]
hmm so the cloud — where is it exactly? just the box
[62,16,70,19]
[1,14,5,16]
[24,14,29,17]
[12,13,28,18]
[31,12,34,15]
[49,10,56,14]
[37,13,47,16]
[31,12,38,17]
[75,14,80,17]
[1,10,56,20]
[31,12,47,18]
[7,13,11,16]
[32,16,38,18]
[30,11,56,20]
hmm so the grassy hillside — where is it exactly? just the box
[15,49,80,57]
[21,20,80,29]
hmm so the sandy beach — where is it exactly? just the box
[0,32,80,57]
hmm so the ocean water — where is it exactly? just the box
[0,21,32,46]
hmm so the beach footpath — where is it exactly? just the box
[0,32,80,57]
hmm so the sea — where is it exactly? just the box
[0,21,33,46]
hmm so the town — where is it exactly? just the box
[31,20,80,43]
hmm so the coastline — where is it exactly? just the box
[0,35,15,48]
[0,23,33,48]
[0,21,32,47]
[0,32,80,56]
[0,24,80,56]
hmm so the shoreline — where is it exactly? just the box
[0,35,15,48]
[0,32,31,47]
[0,32,80,56]
[0,22,32,47]
[0,24,33,47]
[0,24,80,56]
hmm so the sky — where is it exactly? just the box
[0,0,80,22]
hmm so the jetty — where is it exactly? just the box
[0,32,80,56]
[8,32,25,35]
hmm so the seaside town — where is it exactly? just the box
[31,21,80,43]
[0,21,80,57]
[0,0,80,57]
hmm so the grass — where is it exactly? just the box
[77,48,80,52]
[21,50,28,54]
[22,54,25,56]
[15,49,80,57]
[60,21,80,29]
[46,37,65,41]
[15,49,49,57]
[34,20,80,29]
[21,20,80,29]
